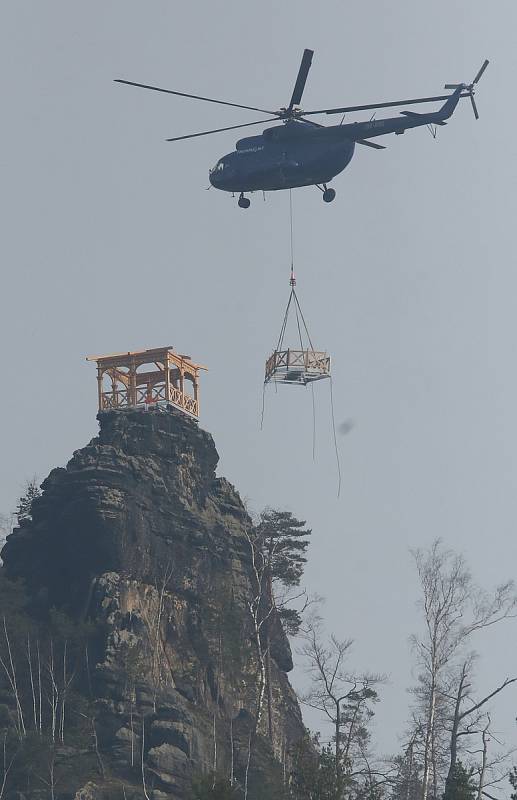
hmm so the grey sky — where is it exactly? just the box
[1,0,517,772]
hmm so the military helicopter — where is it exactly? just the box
[115,50,488,209]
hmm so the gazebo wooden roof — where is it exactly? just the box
[86,346,207,418]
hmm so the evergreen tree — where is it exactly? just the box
[290,735,353,800]
[254,508,311,588]
[15,478,41,526]
[390,748,423,800]
[338,686,379,770]
[509,766,517,800]
[190,776,239,800]
[443,761,476,800]
[253,508,311,635]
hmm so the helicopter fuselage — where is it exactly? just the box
[209,121,356,193]
[208,89,461,194]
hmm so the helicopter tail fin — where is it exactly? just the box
[436,86,464,120]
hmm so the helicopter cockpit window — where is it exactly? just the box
[210,161,225,174]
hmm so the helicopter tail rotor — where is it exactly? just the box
[444,59,489,119]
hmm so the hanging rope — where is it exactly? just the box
[275,291,294,353]
[294,301,305,351]
[292,290,315,351]
[329,376,342,498]
[289,188,294,271]
[273,188,317,355]
[311,383,316,462]
[260,382,266,430]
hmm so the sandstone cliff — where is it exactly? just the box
[1,407,306,799]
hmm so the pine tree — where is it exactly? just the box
[509,767,517,800]
[15,479,41,526]
[254,508,311,635]
[443,761,476,800]
[254,508,311,588]
[390,747,423,800]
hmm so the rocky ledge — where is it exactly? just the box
[1,407,305,799]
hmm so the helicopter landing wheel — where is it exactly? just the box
[238,193,251,209]
[322,188,336,203]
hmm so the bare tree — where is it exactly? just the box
[410,540,517,800]
[443,661,517,800]
[0,731,16,800]
[467,718,516,800]
[34,749,59,800]
[250,509,311,742]
[141,714,151,800]
[243,528,271,733]
[0,617,26,739]
[300,614,384,790]
[476,717,491,800]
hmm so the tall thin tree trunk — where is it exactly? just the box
[212,712,217,788]
[230,717,235,787]
[37,640,42,735]
[431,731,438,800]
[265,629,274,740]
[244,731,253,800]
[60,641,67,743]
[2,617,25,738]
[406,739,414,800]
[335,700,341,785]
[421,673,437,800]
[0,731,15,800]
[444,666,467,799]
[27,635,37,732]
[91,717,105,779]
[130,699,134,768]
[141,715,150,800]
[476,723,490,800]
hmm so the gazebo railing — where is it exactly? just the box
[101,389,130,409]
[101,383,198,416]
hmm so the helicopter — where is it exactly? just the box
[115,50,488,209]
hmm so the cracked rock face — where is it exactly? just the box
[2,407,304,798]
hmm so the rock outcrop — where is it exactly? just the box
[2,407,305,799]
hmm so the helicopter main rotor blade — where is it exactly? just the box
[473,59,489,84]
[114,79,278,116]
[288,49,314,111]
[302,92,470,116]
[165,117,280,142]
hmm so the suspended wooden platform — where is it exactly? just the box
[86,346,207,418]
[264,270,331,387]
[265,349,331,385]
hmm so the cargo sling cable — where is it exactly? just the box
[261,190,341,496]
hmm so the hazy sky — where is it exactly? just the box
[2,0,517,777]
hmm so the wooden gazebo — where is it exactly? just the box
[86,346,206,418]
